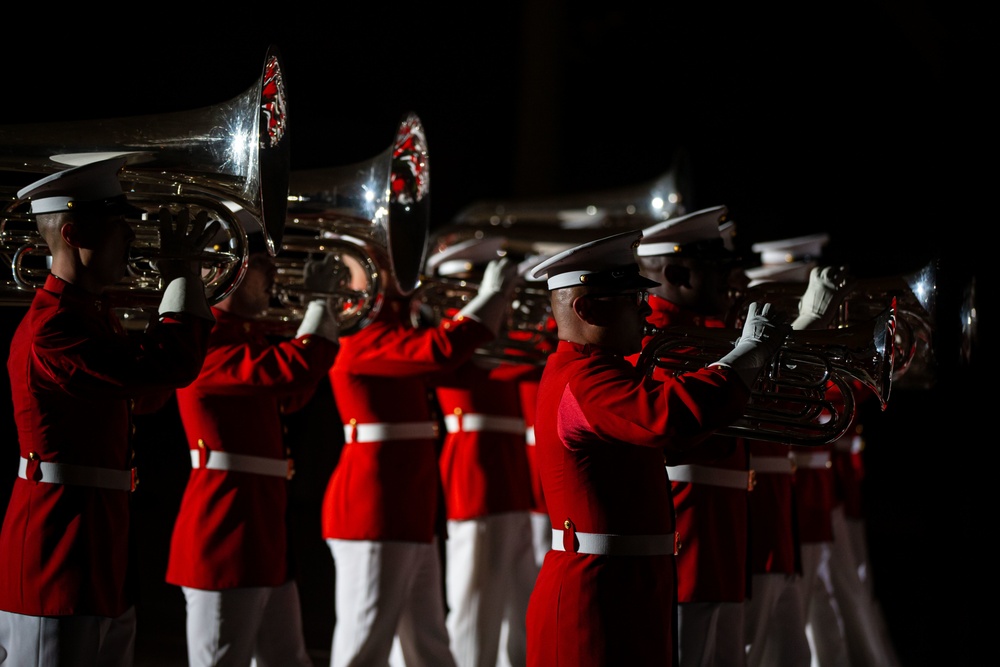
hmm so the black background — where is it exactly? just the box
[0,4,991,665]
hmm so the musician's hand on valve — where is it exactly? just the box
[155,206,222,282]
[792,265,853,331]
[155,206,219,322]
[712,301,792,389]
[296,255,344,344]
[302,254,345,297]
[456,257,518,336]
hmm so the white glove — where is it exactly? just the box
[296,299,340,343]
[792,265,851,330]
[159,275,214,322]
[455,257,518,336]
[302,254,345,296]
[294,256,345,343]
[712,301,791,388]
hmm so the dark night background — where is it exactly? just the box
[0,4,991,665]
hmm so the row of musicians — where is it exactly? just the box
[0,157,896,667]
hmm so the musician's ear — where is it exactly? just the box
[572,294,590,323]
[60,221,82,249]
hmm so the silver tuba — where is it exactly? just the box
[448,149,693,256]
[0,45,290,310]
[638,304,897,446]
[729,259,940,390]
[410,154,694,364]
[266,112,430,336]
[408,243,558,367]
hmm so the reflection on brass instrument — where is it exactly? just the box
[730,259,939,390]
[638,304,896,446]
[266,112,430,336]
[445,148,694,256]
[960,275,978,367]
[11,197,247,330]
[0,45,290,310]
[409,275,557,367]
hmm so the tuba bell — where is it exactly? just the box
[265,112,430,336]
[449,148,693,255]
[638,303,897,447]
[0,45,290,310]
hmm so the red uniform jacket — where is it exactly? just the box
[518,377,546,516]
[747,439,799,575]
[166,307,339,590]
[0,275,212,617]
[832,382,874,520]
[527,339,749,667]
[792,382,848,544]
[433,360,533,521]
[500,331,551,518]
[321,299,494,543]
[832,424,865,520]
[792,442,836,544]
[636,295,751,603]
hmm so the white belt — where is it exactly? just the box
[834,434,864,454]
[343,420,439,444]
[793,451,832,469]
[667,464,755,491]
[525,426,535,445]
[18,455,136,492]
[443,412,525,435]
[189,449,291,479]
[750,455,794,475]
[551,528,678,556]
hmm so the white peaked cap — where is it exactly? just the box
[530,230,660,291]
[636,206,732,257]
[751,233,830,266]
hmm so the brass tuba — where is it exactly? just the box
[266,112,430,336]
[448,149,693,255]
[729,259,939,390]
[408,247,558,367]
[410,155,694,364]
[0,45,290,310]
[637,304,897,446]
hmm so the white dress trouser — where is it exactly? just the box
[0,606,136,667]
[799,542,849,667]
[182,580,313,667]
[499,512,546,667]
[328,538,456,667]
[744,572,811,667]
[677,601,745,667]
[446,512,535,667]
[827,506,901,667]
[528,511,550,571]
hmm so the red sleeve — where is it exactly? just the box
[34,308,213,401]
[186,334,339,397]
[561,351,750,453]
[339,315,495,378]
